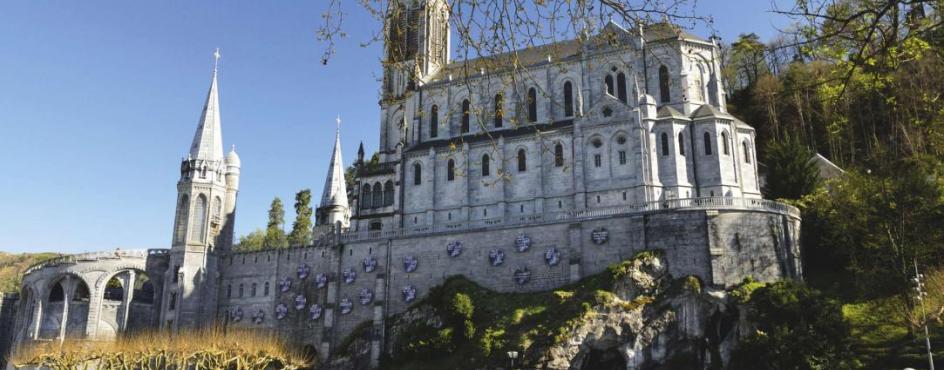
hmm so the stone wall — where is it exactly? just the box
[218,204,799,362]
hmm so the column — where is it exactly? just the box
[58,277,74,343]
[30,299,43,340]
[120,271,136,332]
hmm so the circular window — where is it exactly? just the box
[616,136,627,145]
[591,138,603,148]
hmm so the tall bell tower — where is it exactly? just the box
[380,0,450,154]
[160,49,239,331]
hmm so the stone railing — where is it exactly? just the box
[23,249,155,276]
[337,197,799,244]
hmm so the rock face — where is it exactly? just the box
[542,254,744,369]
[359,252,753,370]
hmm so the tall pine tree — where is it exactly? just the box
[288,189,313,247]
[264,197,288,249]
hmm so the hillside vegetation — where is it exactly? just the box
[0,252,59,293]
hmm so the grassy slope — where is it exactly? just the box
[0,252,60,293]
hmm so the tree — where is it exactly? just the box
[763,135,820,200]
[288,189,313,247]
[264,197,288,249]
[731,281,858,370]
[233,229,266,252]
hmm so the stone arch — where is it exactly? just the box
[95,268,152,338]
[38,274,91,340]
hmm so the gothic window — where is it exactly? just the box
[461,99,470,134]
[251,283,257,297]
[704,132,713,155]
[264,282,270,296]
[604,74,615,96]
[617,72,627,102]
[191,194,208,243]
[527,88,538,123]
[693,65,706,102]
[659,65,671,103]
[618,151,627,165]
[678,133,685,156]
[743,140,752,163]
[481,154,490,176]
[594,154,602,167]
[362,185,372,209]
[517,149,527,172]
[372,182,383,208]
[238,284,244,298]
[563,81,574,117]
[430,105,439,138]
[721,131,730,155]
[447,159,455,181]
[174,195,189,244]
[227,284,232,298]
[554,143,564,167]
[661,133,669,156]
[369,220,383,231]
[494,94,504,128]
[413,163,422,185]
[384,181,395,206]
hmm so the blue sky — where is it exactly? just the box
[0,1,791,254]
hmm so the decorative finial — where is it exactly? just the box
[231,144,236,152]
[336,114,341,131]
[213,48,221,73]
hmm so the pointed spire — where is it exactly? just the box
[320,116,349,210]
[189,49,224,161]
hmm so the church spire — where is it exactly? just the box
[188,48,224,161]
[320,115,349,210]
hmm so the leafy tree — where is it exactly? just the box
[763,135,820,200]
[288,189,313,247]
[264,197,288,249]
[233,229,266,252]
[731,281,858,370]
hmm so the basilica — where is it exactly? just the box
[0,1,801,367]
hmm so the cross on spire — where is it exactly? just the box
[213,48,221,73]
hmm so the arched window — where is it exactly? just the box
[661,133,669,156]
[481,154,490,176]
[721,131,730,155]
[238,284,244,298]
[174,195,189,244]
[743,141,752,163]
[517,149,527,172]
[678,133,685,156]
[554,143,564,167]
[372,182,383,207]
[563,81,574,117]
[361,185,372,209]
[461,99,470,133]
[703,132,713,155]
[264,282,270,296]
[430,105,439,138]
[251,283,257,297]
[227,284,232,298]
[413,163,422,185]
[384,181,394,206]
[527,88,537,123]
[693,65,706,102]
[190,194,208,243]
[616,72,627,102]
[604,74,615,96]
[447,159,455,181]
[494,94,504,128]
[659,65,670,103]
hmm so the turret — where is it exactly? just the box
[161,49,233,331]
[316,117,351,231]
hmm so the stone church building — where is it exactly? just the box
[1,1,802,367]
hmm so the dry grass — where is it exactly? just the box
[11,327,312,370]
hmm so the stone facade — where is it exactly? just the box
[2,4,801,368]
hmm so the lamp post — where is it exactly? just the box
[914,258,935,370]
[507,350,519,369]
